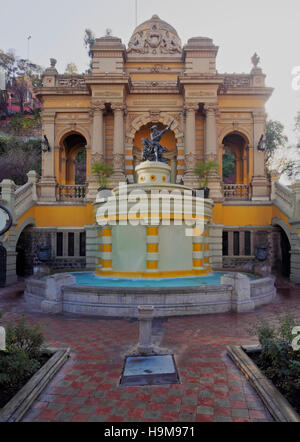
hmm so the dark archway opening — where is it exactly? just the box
[279,228,291,278]
[60,133,87,185]
[16,226,34,278]
[0,246,7,287]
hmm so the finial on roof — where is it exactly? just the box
[50,58,57,68]
[106,28,113,36]
[152,14,159,19]
[251,53,260,68]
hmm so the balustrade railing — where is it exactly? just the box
[223,184,250,200]
[57,185,87,202]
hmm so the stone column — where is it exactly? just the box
[251,111,270,200]
[111,104,125,186]
[204,104,222,200]
[87,103,105,201]
[39,111,57,202]
[204,104,218,162]
[91,103,105,164]
[184,106,198,188]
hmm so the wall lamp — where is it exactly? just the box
[41,135,51,153]
[257,134,266,152]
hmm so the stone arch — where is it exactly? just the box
[15,217,36,244]
[15,218,36,278]
[218,127,252,146]
[57,129,89,185]
[272,217,291,244]
[272,217,291,278]
[126,113,184,183]
[56,126,91,147]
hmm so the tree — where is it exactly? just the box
[265,120,288,163]
[266,118,300,180]
[65,63,79,75]
[0,50,43,113]
[0,137,42,184]
[84,29,95,72]
[91,162,113,189]
[222,149,236,183]
[194,160,219,189]
[84,29,95,53]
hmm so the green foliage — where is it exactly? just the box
[6,316,45,359]
[65,63,79,75]
[249,314,300,410]
[265,120,288,161]
[8,112,41,136]
[0,350,40,392]
[222,149,236,181]
[92,162,113,188]
[0,315,45,394]
[0,136,42,184]
[194,160,219,188]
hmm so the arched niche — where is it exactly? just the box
[59,132,87,185]
[222,131,250,185]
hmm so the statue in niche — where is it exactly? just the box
[142,113,181,163]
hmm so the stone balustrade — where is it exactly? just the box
[273,181,294,218]
[223,184,250,200]
[56,185,87,202]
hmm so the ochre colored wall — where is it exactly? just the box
[105,114,114,167]
[16,205,95,231]
[213,204,291,230]
[134,123,177,152]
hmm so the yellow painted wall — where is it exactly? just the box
[16,205,95,231]
[213,204,292,230]
[218,96,267,108]
[43,96,91,108]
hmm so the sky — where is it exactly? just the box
[1,0,300,144]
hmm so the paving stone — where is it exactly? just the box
[196,406,214,415]
[231,408,249,418]
[2,283,288,424]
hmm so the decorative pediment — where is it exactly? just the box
[127,15,182,57]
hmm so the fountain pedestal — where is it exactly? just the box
[138,306,154,354]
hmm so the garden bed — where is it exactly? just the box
[0,348,70,422]
[227,345,300,422]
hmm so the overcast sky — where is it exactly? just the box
[1,0,300,143]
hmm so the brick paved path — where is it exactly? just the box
[1,279,299,422]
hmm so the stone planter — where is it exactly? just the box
[0,348,70,422]
[227,345,300,422]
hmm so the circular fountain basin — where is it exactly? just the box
[25,271,276,318]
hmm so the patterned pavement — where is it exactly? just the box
[0,277,299,423]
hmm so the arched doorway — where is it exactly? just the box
[222,132,249,184]
[0,245,7,287]
[59,133,87,185]
[278,227,291,278]
[16,225,35,278]
[133,123,177,183]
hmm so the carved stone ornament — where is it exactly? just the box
[185,153,197,171]
[91,101,105,114]
[113,154,125,171]
[251,53,260,68]
[91,153,105,164]
[128,15,182,56]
